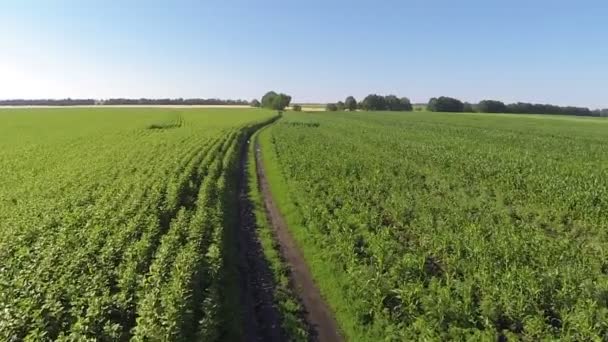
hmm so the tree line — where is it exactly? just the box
[0,98,250,106]
[319,95,607,117]
[427,96,606,117]
[0,99,97,106]
[325,95,413,112]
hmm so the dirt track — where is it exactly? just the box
[253,139,343,342]
[236,135,285,342]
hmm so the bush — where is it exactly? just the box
[292,105,302,112]
[336,101,345,111]
[250,99,261,107]
[428,97,465,112]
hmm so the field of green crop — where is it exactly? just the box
[259,111,608,340]
[0,108,275,340]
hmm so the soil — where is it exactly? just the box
[253,139,343,342]
[236,136,285,342]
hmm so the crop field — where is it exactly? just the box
[258,111,608,340]
[0,108,275,340]
[3,107,608,341]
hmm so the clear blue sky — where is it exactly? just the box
[1,0,607,107]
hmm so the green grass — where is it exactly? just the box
[259,110,608,340]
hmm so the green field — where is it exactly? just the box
[259,111,608,340]
[0,108,276,340]
[2,108,608,341]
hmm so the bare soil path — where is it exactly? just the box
[253,139,343,342]
[236,134,285,342]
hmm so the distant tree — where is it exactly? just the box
[478,100,507,113]
[361,94,387,111]
[427,96,465,112]
[292,104,302,112]
[506,102,591,116]
[602,109,608,117]
[261,91,292,111]
[463,102,474,112]
[384,95,400,111]
[399,97,413,111]
[360,94,413,111]
[251,99,261,107]
[336,101,345,111]
[345,96,357,111]
[326,103,338,111]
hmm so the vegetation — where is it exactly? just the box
[506,102,592,116]
[0,108,276,341]
[428,96,465,112]
[247,129,309,341]
[259,111,608,340]
[325,103,338,111]
[360,94,413,111]
[261,91,292,111]
[0,98,251,106]
[478,99,508,113]
[251,99,261,107]
[345,96,357,111]
[291,104,302,112]
[426,97,597,116]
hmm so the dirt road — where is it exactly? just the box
[253,139,343,342]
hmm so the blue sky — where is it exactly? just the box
[1,0,607,107]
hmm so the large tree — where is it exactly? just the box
[361,94,387,111]
[345,96,357,111]
[261,91,292,111]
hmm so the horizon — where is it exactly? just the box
[1,1,607,108]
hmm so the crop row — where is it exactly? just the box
[0,108,275,340]
[260,111,608,340]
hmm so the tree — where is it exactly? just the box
[336,101,345,111]
[250,99,261,107]
[385,95,400,111]
[326,103,338,111]
[506,102,591,116]
[361,94,387,111]
[427,96,465,112]
[345,96,357,111]
[360,94,413,111]
[399,97,413,111]
[292,104,302,112]
[261,91,292,111]
[478,100,507,113]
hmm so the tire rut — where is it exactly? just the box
[236,133,285,342]
[253,138,343,342]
